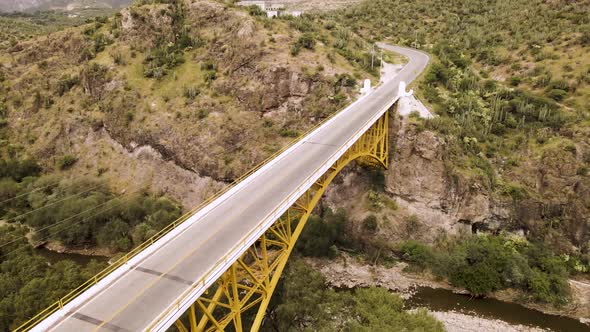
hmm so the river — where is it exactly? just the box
[35,247,109,266]
[406,287,590,332]
[34,250,590,331]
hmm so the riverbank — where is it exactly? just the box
[43,241,114,257]
[305,254,590,330]
[425,311,544,332]
[305,255,448,298]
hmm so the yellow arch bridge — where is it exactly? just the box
[16,45,429,332]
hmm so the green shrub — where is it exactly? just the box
[451,262,504,296]
[143,46,185,79]
[271,260,444,331]
[279,128,299,137]
[80,63,109,101]
[111,51,126,65]
[0,159,41,181]
[58,155,77,170]
[203,70,216,84]
[0,101,6,117]
[348,288,444,331]
[297,33,316,50]
[500,182,529,201]
[97,219,131,251]
[125,111,134,124]
[200,60,216,71]
[0,178,182,329]
[200,61,217,85]
[399,240,433,269]
[424,62,449,85]
[291,33,316,56]
[183,85,200,100]
[290,43,301,56]
[56,74,80,96]
[362,215,378,234]
[246,5,265,16]
[510,76,522,86]
[548,79,570,92]
[196,109,209,119]
[297,209,347,258]
[333,73,357,88]
[92,33,112,53]
[400,236,572,305]
[547,89,567,101]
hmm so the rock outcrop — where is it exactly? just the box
[384,115,508,236]
[382,112,589,251]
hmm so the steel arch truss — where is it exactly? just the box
[174,111,389,332]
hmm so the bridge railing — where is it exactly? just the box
[14,92,369,332]
[146,94,397,331]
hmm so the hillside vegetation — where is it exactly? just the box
[0,10,121,49]
[261,259,444,331]
[0,0,394,329]
[2,0,589,329]
[329,0,590,260]
[287,0,590,316]
[0,0,381,186]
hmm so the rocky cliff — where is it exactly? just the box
[323,109,589,255]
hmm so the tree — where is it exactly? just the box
[297,209,347,257]
[424,63,449,85]
[348,288,444,331]
[267,260,444,331]
[97,219,131,251]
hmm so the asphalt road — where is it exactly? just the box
[37,45,429,332]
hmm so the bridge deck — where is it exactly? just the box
[35,45,428,332]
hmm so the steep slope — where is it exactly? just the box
[0,0,380,207]
[303,0,590,320]
[0,1,390,329]
[325,0,590,257]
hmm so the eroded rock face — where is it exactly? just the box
[383,114,589,250]
[227,67,313,112]
[120,4,175,49]
[387,123,446,206]
[528,147,590,249]
[384,116,509,235]
[538,148,579,198]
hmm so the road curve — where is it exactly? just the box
[32,45,429,332]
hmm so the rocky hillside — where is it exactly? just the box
[0,0,381,207]
[306,0,590,319]
[321,0,590,260]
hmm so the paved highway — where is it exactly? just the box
[34,45,429,332]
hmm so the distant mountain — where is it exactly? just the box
[0,0,131,12]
